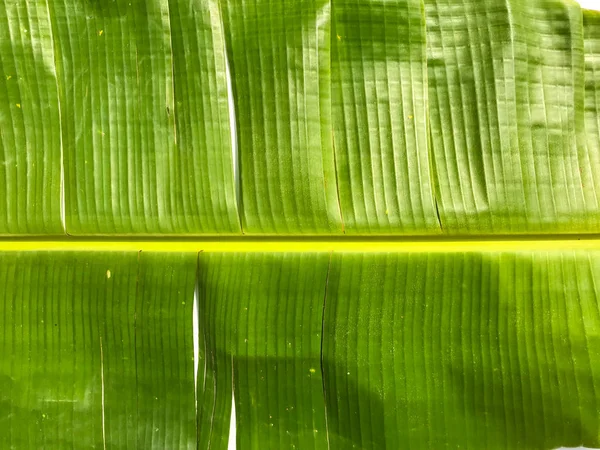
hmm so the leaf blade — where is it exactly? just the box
[426,0,600,233]
[0,0,62,234]
[323,250,600,448]
[332,0,441,234]
[222,0,342,234]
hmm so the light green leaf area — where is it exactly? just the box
[0,251,197,449]
[332,0,441,234]
[0,0,62,234]
[324,251,600,449]
[51,0,238,235]
[167,0,240,234]
[3,0,600,236]
[221,0,342,234]
[135,252,197,449]
[197,252,330,450]
[427,0,600,233]
[584,7,600,202]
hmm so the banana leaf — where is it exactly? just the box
[1,0,600,234]
[332,0,441,234]
[221,0,342,234]
[0,1,62,234]
[194,249,600,449]
[0,251,197,448]
[49,0,239,235]
[1,0,600,448]
[427,0,600,233]
[197,252,330,449]
[324,251,600,449]
[0,248,599,448]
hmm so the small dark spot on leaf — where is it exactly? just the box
[166,106,170,116]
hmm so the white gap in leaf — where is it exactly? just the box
[316,0,329,29]
[577,0,600,11]
[56,51,65,233]
[60,162,66,234]
[554,447,600,449]
[57,80,66,234]
[224,50,241,220]
[228,357,236,450]
[193,281,199,416]
[45,0,67,235]
[227,394,236,450]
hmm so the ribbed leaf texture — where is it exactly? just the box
[197,252,330,449]
[324,251,600,448]
[0,251,197,448]
[428,0,600,233]
[0,1,62,234]
[1,0,600,448]
[221,0,342,233]
[3,250,598,449]
[332,0,441,233]
[49,0,239,234]
[0,0,599,234]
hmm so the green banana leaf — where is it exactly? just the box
[2,0,600,448]
[0,251,197,448]
[428,0,600,234]
[49,0,239,235]
[221,0,342,234]
[333,0,441,234]
[1,249,599,448]
[0,2,62,234]
[197,252,330,449]
[324,251,600,448]
[1,0,599,234]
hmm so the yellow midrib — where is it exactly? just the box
[0,237,599,252]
